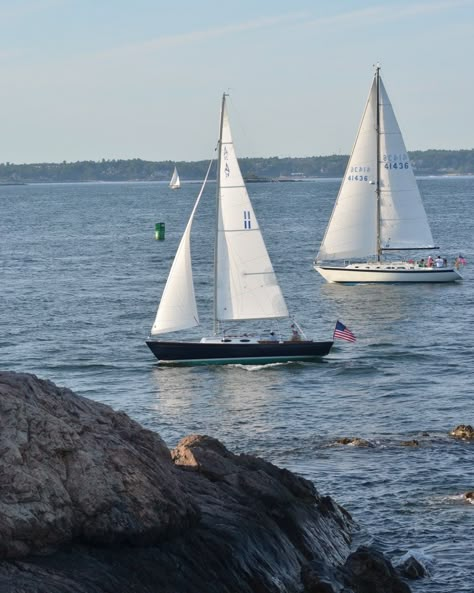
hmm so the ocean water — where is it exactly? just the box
[1,177,473,592]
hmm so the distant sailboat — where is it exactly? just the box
[146,94,333,365]
[169,166,181,189]
[314,66,462,284]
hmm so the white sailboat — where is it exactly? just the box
[169,166,181,189]
[314,66,462,284]
[147,94,333,365]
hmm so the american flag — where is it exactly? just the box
[333,320,356,343]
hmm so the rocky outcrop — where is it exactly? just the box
[0,371,196,559]
[400,440,419,447]
[0,372,411,593]
[334,437,374,447]
[345,547,411,592]
[450,424,474,440]
[397,553,429,580]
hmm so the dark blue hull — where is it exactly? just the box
[146,339,333,366]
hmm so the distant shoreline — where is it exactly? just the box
[1,150,473,184]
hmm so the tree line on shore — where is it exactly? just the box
[1,149,473,184]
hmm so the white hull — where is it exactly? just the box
[314,68,462,287]
[315,262,463,284]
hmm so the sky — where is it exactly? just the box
[1,0,473,164]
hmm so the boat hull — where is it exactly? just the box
[314,264,463,284]
[146,339,333,365]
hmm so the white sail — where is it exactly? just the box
[215,96,289,322]
[317,80,378,260]
[169,166,181,189]
[151,191,201,335]
[317,69,435,262]
[378,78,435,249]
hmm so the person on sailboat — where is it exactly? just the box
[268,331,278,342]
[426,255,433,267]
[435,256,444,268]
[455,254,467,268]
[290,324,301,342]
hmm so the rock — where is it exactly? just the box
[400,440,419,447]
[301,559,340,592]
[449,424,474,440]
[335,437,374,447]
[0,372,411,593]
[0,371,197,558]
[397,554,428,579]
[464,491,474,502]
[344,546,411,592]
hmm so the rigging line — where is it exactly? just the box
[226,93,258,158]
[186,154,215,223]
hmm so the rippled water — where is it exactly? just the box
[1,177,473,592]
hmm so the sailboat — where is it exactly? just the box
[314,66,462,284]
[146,94,333,365]
[169,166,181,189]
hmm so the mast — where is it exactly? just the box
[375,64,381,262]
[213,93,227,335]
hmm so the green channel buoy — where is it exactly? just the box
[155,222,165,240]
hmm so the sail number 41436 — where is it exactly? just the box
[347,175,369,181]
[383,153,410,170]
[384,162,409,169]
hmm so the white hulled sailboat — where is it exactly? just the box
[314,66,462,284]
[169,166,181,189]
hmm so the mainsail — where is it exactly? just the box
[378,78,434,250]
[215,95,289,322]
